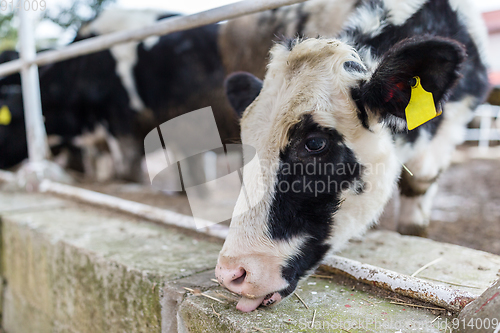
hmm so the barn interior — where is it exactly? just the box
[0,0,500,332]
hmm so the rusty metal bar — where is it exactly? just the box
[321,255,476,312]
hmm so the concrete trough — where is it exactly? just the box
[0,182,499,332]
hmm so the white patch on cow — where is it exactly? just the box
[343,0,489,66]
[71,124,135,181]
[72,125,114,180]
[79,9,169,112]
[79,9,167,36]
[356,46,381,73]
[343,3,388,38]
[398,182,438,228]
[143,35,160,50]
[383,0,428,26]
[105,131,126,176]
[109,44,145,111]
[328,119,401,252]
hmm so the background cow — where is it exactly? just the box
[0,10,240,183]
[217,0,489,312]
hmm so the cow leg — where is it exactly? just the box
[397,172,439,237]
[396,100,474,236]
[111,135,144,182]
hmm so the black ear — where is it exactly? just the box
[224,72,263,118]
[357,36,466,123]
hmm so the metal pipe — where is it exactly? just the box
[0,0,308,77]
[38,179,229,239]
[18,8,48,163]
[321,255,477,312]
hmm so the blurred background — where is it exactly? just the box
[1,0,499,55]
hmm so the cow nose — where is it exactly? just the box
[216,265,248,292]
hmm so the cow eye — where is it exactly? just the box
[304,137,327,153]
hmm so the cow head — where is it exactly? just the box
[216,36,465,312]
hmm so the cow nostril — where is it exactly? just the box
[230,268,247,286]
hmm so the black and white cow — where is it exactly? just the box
[0,9,239,182]
[217,0,489,312]
[0,43,143,179]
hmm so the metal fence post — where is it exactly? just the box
[19,4,48,164]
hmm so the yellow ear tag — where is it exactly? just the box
[405,76,440,131]
[0,105,12,125]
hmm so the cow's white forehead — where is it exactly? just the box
[241,38,367,158]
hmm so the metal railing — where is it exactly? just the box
[464,104,500,150]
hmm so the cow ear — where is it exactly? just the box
[357,36,466,128]
[225,72,263,118]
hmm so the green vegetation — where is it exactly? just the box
[0,0,116,53]
[0,12,17,51]
[42,0,116,30]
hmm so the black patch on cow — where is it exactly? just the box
[358,36,466,125]
[225,72,263,117]
[344,0,488,138]
[0,51,21,86]
[343,61,366,73]
[0,50,18,64]
[0,89,27,169]
[396,113,444,144]
[267,115,363,289]
[351,85,370,130]
[279,239,331,298]
[295,3,309,37]
[283,37,297,51]
[156,13,179,21]
[135,24,223,111]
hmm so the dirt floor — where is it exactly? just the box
[423,158,500,255]
[83,156,500,256]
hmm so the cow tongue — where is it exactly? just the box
[236,295,266,312]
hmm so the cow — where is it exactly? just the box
[78,9,241,183]
[216,0,490,312]
[0,45,145,180]
[0,9,240,184]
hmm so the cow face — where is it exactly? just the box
[216,37,465,312]
[0,85,27,169]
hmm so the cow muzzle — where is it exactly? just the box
[215,253,289,312]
